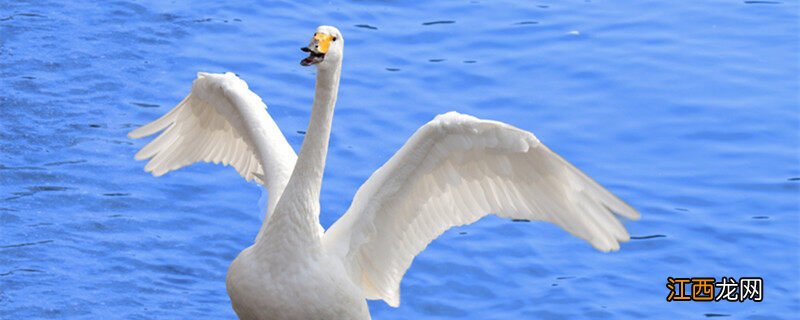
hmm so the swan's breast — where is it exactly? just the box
[226,247,370,320]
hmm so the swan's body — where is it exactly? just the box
[129,26,639,319]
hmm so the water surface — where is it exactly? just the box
[1,0,798,319]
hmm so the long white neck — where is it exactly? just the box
[255,61,341,252]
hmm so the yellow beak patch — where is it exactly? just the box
[312,33,334,54]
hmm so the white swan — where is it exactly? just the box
[129,25,639,320]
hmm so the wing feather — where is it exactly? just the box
[129,72,297,215]
[323,112,638,307]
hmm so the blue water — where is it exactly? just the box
[1,0,798,319]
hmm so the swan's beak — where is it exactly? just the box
[301,33,334,66]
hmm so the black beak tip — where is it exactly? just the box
[301,47,311,52]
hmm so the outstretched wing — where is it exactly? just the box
[129,72,297,216]
[323,112,639,307]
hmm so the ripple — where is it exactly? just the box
[0,240,54,249]
[131,102,160,108]
[630,235,667,240]
[355,24,378,30]
[4,186,69,201]
[44,159,87,166]
[0,268,43,277]
[0,164,43,171]
[103,193,130,197]
[0,13,46,22]
[422,20,455,26]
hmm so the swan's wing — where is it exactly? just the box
[129,72,297,213]
[323,112,639,307]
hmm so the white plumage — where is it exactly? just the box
[129,25,638,320]
[324,112,638,306]
[129,72,297,220]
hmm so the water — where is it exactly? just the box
[1,0,798,319]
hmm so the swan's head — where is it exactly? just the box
[300,25,343,68]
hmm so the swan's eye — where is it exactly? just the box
[332,36,337,42]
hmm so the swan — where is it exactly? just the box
[128,25,639,319]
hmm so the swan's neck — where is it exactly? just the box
[256,62,341,253]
